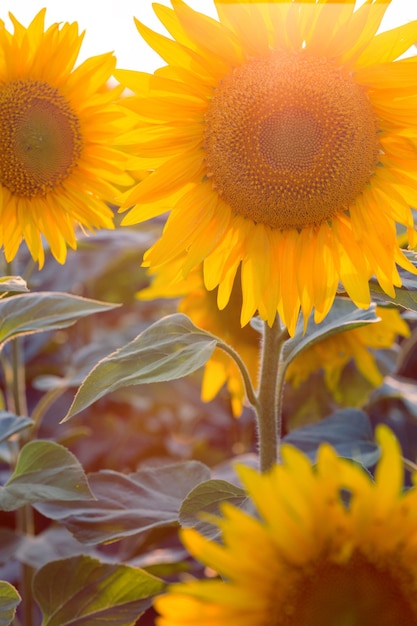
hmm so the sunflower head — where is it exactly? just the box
[0,9,133,266]
[204,49,379,231]
[154,426,417,625]
[119,0,417,334]
[287,305,410,403]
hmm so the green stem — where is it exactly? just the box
[0,352,16,413]
[12,337,35,626]
[30,386,66,437]
[217,316,289,471]
[255,318,290,472]
[11,337,28,418]
[5,259,34,626]
[216,340,259,411]
[17,506,35,626]
[403,457,417,474]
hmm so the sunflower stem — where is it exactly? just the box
[215,339,259,411]
[17,507,35,626]
[256,318,289,472]
[403,457,417,474]
[11,337,29,419]
[11,338,35,626]
[5,261,34,626]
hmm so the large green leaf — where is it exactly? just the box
[35,461,211,544]
[283,299,380,366]
[16,526,100,570]
[0,440,94,511]
[283,409,379,467]
[0,292,119,349]
[0,581,21,626]
[0,275,28,295]
[369,374,417,419]
[370,277,417,311]
[179,479,248,539]
[0,528,25,565]
[369,257,417,311]
[33,555,165,626]
[63,314,218,420]
[0,411,33,444]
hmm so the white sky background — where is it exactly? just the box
[1,1,416,72]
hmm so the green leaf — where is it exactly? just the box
[370,276,417,311]
[0,275,28,295]
[63,313,218,421]
[0,528,25,565]
[369,374,417,419]
[0,292,119,349]
[0,440,95,511]
[283,409,379,467]
[369,256,417,311]
[35,461,211,544]
[0,411,33,444]
[33,555,165,626]
[179,479,247,539]
[283,299,380,366]
[15,526,100,570]
[0,581,21,626]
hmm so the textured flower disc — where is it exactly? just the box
[118,0,417,334]
[205,52,379,230]
[0,10,133,266]
[0,80,82,197]
[154,427,417,626]
[284,554,416,625]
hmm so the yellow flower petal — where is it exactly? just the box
[155,429,417,625]
[119,0,417,332]
[0,9,132,266]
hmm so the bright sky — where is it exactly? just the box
[1,1,416,72]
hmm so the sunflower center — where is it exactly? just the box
[0,80,82,198]
[282,554,417,626]
[204,52,379,230]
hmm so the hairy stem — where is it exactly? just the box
[11,338,28,418]
[255,318,289,472]
[6,259,34,626]
[17,506,35,626]
[216,340,259,411]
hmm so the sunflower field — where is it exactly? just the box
[2,2,417,625]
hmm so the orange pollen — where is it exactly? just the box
[0,79,83,198]
[204,51,379,230]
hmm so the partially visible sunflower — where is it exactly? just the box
[286,305,410,399]
[140,266,260,417]
[155,426,417,626]
[117,0,417,335]
[140,268,409,416]
[0,10,133,266]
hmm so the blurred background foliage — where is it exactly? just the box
[3,217,417,624]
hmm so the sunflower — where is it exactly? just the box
[154,426,417,625]
[0,9,133,266]
[286,305,410,399]
[140,267,409,415]
[117,0,417,335]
